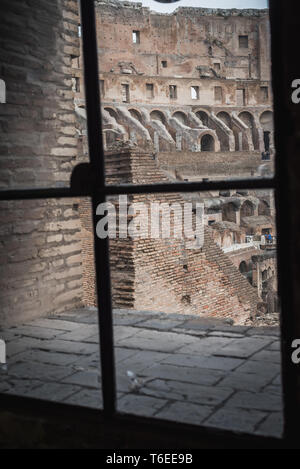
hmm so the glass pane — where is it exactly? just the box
[95,1,274,185]
[0,198,102,409]
[0,1,87,189]
[97,188,283,437]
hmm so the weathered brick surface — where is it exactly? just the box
[0,0,84,326]
[80,148,259,323]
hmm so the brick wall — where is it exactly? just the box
[0,0,84,326]
[80,147,259,324]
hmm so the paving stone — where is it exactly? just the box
[113,315,147,326]
[142,379,233,406]
[9,325,65,340]
[162,353,244,371]
[255,412,284,438]
[267,341,281,351]
[155,401,213,425]
[0,330,21,342]
[114,347,138,364]
[117,329,196,353]
[117,393,167,417]
[135,319,184,330]
[225,391,283,412]
[250,349,281,364]
[213,325,251,334]
[11,349,80,366]
[64,389,103,409]
[171,328,207,337]
[272,374,282,385]
[205,407,267,433]
[208,331,245,339]
[195,356,245,371]
[141,363,224,386]
[178,336,236,355]
[215,337,272,359]
[24,382,80,402]
[30,319,82,331]
[216,371,274,392]
[2,379,42,396]
[0,308,284,438]
[114,325,140,342]
[117,350,171,375]
[234,359,280,378]
[247,327,280,337]
[58,325,98,342]
[7,361,74,382]
[6,337,44,358]
[62,370,101,389]
[263,384,282,395]
[178,318,221,331]
[36,339,99,355]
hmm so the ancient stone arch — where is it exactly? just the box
[217,111,232,129]
[104,106,119,120]
[222,202,237,223]
[195,110,209,127]
[150,109,166,124]
[200,133,215,151]
[129,108,143,123]
[239,261,248,274]
[258,200,271,216]
[239,111,259,149]
[172,111,188,125]
[241,200,255,218]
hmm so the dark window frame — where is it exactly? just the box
[0,0,296,444]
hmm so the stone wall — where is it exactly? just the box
[0,0,84,326]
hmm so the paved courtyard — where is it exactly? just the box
[0,308,283,438]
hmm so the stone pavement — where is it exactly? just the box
[0,308,283,438]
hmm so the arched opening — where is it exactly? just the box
[195,111,209,127]
[201,134,214,151]
[239,111,254,128]
[241,200,255,219]
[217,111,232,129]
[222,202,236,223]
[150,110,166,124]
[258,200,270,216]
[239,261,248,274]
[262,270,268,281]
[104,107,118,121]
[0,78,6,103]
[173,111,187,125]
[260,111,273,131]
[129,108,143,123]
[239,111,258,149]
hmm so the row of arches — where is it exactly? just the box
[222,199,271,223]
[105,106,273,130]
[105,106,216,151]
[103,105,273,153]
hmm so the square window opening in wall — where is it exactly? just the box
[214,86,223,104]
[161,60,167,68]
[191,86,199,100]
[239,35,249,49]
[146,83,154,99]
[214,63,221,71]
[132,30,140,44]
[72,77,80,93]
[169,85,177,99]
[121,83,130,103]
[236,88,246,106]
[260,86,269,102]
